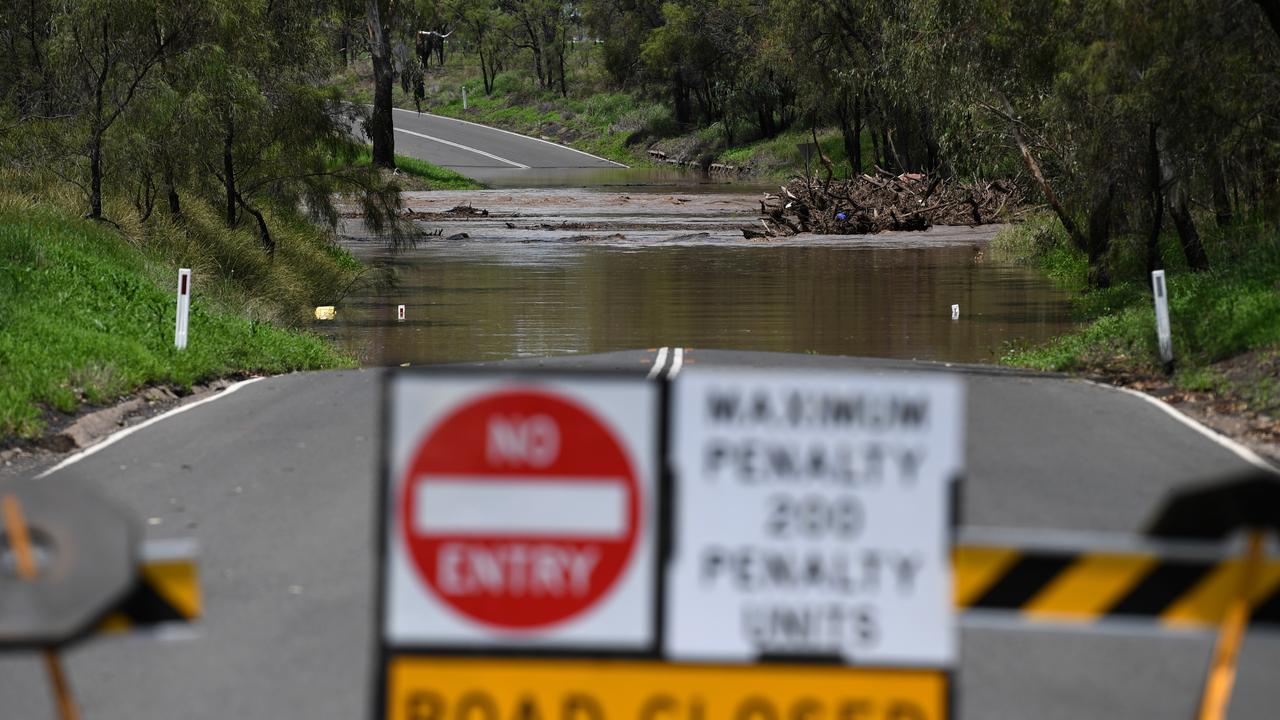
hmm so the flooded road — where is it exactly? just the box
[326,189,1074,366]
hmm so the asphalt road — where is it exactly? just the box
[2,349,1277,719]
[387,107,625,172]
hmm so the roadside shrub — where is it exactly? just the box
[490,71,526,96]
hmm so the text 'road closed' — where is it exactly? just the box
[386,659,946,720]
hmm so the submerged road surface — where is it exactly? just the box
[1,350,1276,719]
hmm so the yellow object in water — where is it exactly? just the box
[314,306,337,320]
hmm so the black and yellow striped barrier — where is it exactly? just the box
[98,539,202,636]
[954,529,1280,630]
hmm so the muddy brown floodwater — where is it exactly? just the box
[325,188,1075,366]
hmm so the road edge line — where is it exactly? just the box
[1082,379,1278,474]
[394,127,529,169]
[393,107,629,168]
[35,376,267,479]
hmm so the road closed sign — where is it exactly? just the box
[382,372,659,650]
[666,369,963,667]
[384,658,946,720]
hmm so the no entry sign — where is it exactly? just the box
[382,372,659,650]
[402,391,642,629]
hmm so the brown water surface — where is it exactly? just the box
[325,189,1074,366]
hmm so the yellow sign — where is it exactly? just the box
[384,658,946,720]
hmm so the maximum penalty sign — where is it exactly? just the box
[666,369,963,667]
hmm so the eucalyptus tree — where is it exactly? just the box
[184,0,406,252]
[0,0,54,115]
[446,0,512,94]
[46,0,204,220]
[500,0,575,96]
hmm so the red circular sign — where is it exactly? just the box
[401,389,641,630]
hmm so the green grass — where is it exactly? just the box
[347,148,482,190]
[0,188,355,440]
[996,213,1280,376]
[713,127,877,179]
[427,79,662,166]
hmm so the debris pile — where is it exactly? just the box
[746,172,1024,238]
[398,204,490,221]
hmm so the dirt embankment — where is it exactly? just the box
[0,378,254,477]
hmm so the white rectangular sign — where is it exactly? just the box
[1151,270,1173,365]
[174,268,191,349]
[666,369,963,667]
[383,372,659,651]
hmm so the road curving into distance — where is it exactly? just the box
[387,107,626,172]
[1,349,1276,720]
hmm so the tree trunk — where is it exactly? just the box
[89,130,104,220]
[672,75,691,124]
[1156,127,1210,271]
[89,64,106,220]
[839,108,855,171]
[366,0,395,168]
[479,43,493,93]
[1002,95,1090,257]
[224,118,237,226]
[558,42,567,97]
[1254,0,1280,40]
[1085,183,1115,289]
[1208,145,1232,228]
[1169,202,1209,271]
[235,191,274,255]
[852,95,863,173]
[1145,122,1164,277]
[522,19,545,89]
[164,161,180,216]
[920,109,941,173]
[868,117,883,171]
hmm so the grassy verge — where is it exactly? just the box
[995,213,1280,412]
[0,178,356,440]
[346,147,483,190]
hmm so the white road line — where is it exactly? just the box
[669,347,685,378]
[1083,379,1278,474]
[646,347,669,380]
[394,127,529,169]
[393,107,628,168]
[35,377,267,479]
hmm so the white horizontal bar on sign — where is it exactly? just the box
[414,477,628,538]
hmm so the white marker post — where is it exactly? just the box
[951,304,960,320]
[462,86,467,110]
[1152,270,1173,372]
[175,268,191,350]
[397,304,406,322]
